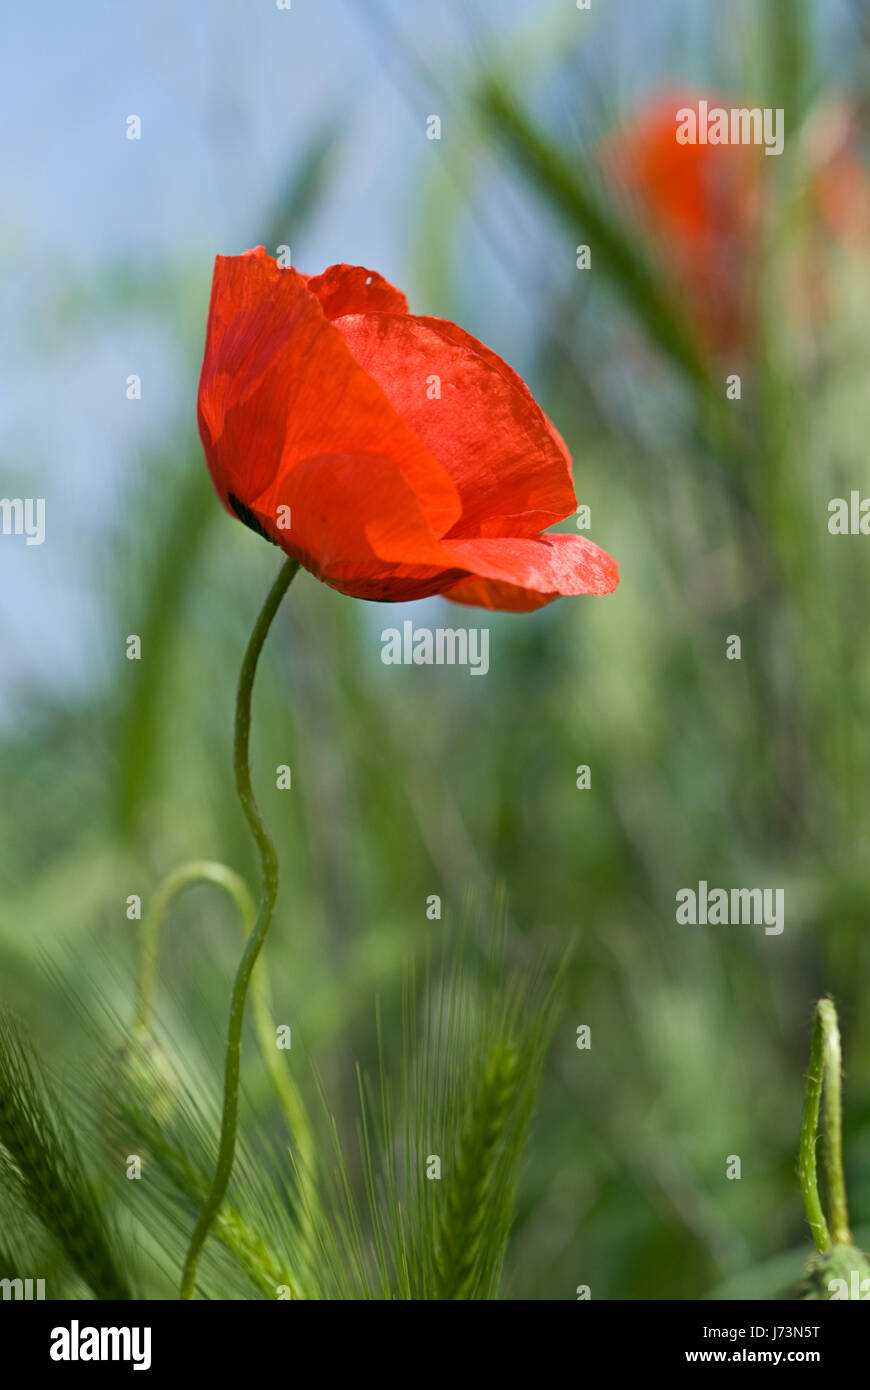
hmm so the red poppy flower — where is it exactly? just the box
[603,91,762,352]
[197,247,618,611]
[603,91,870,355]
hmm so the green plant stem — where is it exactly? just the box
[799,997,851,1254]
[134,860,254,1040]
[132,858,316,1186]
[180,557,299,1300]
[125,1104,302,1298]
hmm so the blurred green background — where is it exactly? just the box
[2,0,870,1298]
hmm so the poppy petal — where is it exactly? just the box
[414,316,574,474]
[304,263,409,319]
[441,533,619,607]
[263,451,467,602]
[333,311,577,539]
[440,576,560,613]
[197,250,461,539]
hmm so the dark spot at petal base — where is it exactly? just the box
[228,493,279,546]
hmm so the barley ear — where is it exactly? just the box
[435,1040,520,1300]
[0,1011,132,1300]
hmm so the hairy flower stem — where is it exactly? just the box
[180,558,300,1300]
[799,997,851,1254]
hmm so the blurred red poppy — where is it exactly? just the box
[198,248,618,611]
[604,91,870,354]
[603,92,763,352]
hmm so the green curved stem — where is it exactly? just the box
[799,997,851,1254]
[134,860,254,1040]
[132,858,315,1188]
[180,557,300,1300]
